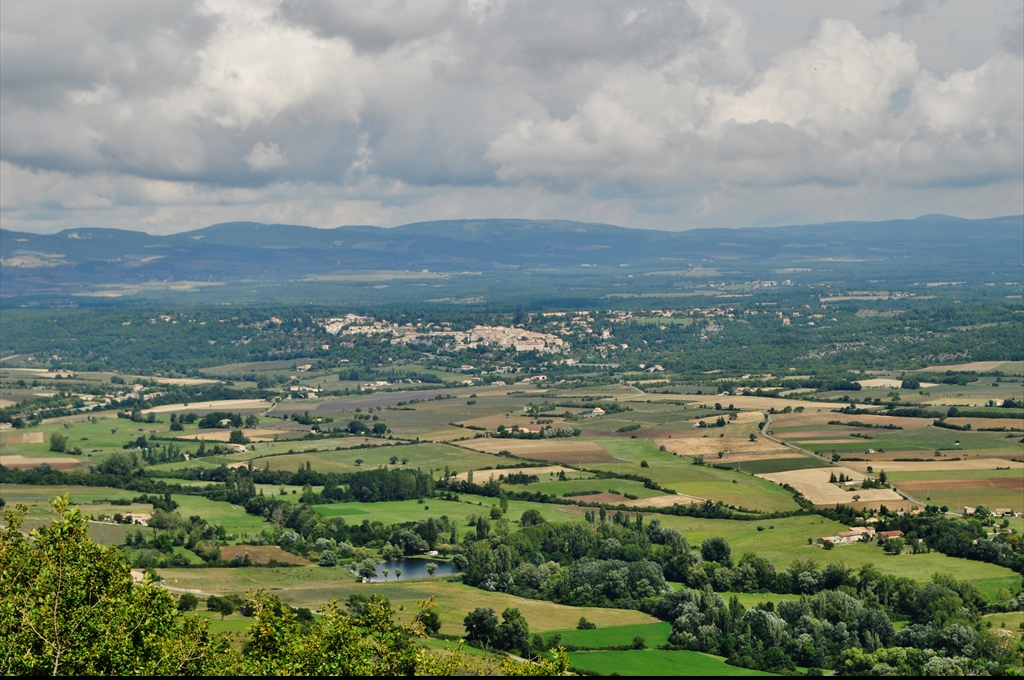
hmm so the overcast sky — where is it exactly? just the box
[1,0,1021,234]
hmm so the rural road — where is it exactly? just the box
[758,412,930,509]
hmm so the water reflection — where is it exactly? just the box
[350,557,458,583]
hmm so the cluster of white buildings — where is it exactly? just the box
[317,315,568,354]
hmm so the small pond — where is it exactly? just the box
[350,556,458,583]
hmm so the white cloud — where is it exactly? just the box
[0,0,1020,233]
[245,141,288,170]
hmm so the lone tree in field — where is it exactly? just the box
[48,431,67,452]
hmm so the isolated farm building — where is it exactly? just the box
[963,506,976,515]
[582,407,606,418]
[217,418,234,428]
[0,422,11,430]
[120,513,151,526]
[877,530,904,540]
[296,364,313,372]
[227,443,247,453]
[994,508,1013,517]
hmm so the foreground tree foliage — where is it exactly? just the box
[0,496,571,676]
[1,497,224,675]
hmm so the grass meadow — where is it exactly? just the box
[156,570,659,636]
[587,438,800,513]
[567,650,773,676]
[547,622,673,648]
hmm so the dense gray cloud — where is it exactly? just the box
[0,0,1020,234]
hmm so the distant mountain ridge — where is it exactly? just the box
[2,215,1021,300]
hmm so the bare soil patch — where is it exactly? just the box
[571,492,705,507]
[623,493,704,508]
[219,545,313,566]
[0,431,45,444]
[857,378,937,389]
[844,458,1023,472]
[0,454,87,470]
[462,439,616,464]
[758,468,903,505]
[897,478,1024,493]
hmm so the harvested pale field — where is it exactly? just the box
[622,494,704,508]
[897,478,1024,493]
[921,361,1016,372]
[219,545,313,566]
[0,399,16,408]
[655,436,789,457]
[191,428,289,442]
[452,466,574,482]
[758,468,903,505]
[143,399,271,414]
[857,378,937,389]
[771,411,933,430]
[844,458,1024,472]
[425,427,478,442]
[818,499,918,512]
[151,377,222,386]
[463,438,616,464]
[0,431,45,444]
[0,454,87,470]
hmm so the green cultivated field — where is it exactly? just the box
[884,468,1023,513]
[2,485,274,543]
[522,477,663,499]
[652,513,1020,599]
[313,495,583,535]
[568,650,773,676]
[549,622,672,648]
[800,426,1021,455]
[715,457,833,475]
[155,570,658,636]
[242,442,500,475]
[587,438,799,512]
[170,494,272,541]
